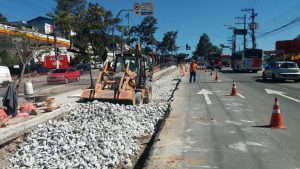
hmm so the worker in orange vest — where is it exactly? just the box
[189,59,198,83]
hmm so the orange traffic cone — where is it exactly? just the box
[269,97,286,129]
[210,71,213,76]
[215,73,219,81]
[231,80,238,96]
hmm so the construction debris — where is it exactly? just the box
[7,71,179,168]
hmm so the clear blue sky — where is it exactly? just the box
[1,0,300,55]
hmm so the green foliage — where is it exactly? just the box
[0,13,7,23]
[136,16,158,47]
[159,31,178,55]
[193,33,221,57]
[0,50,20,66]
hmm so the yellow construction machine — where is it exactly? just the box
[80,52,152,105]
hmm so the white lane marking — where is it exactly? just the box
[226,120,242,125]
[184,165,218,168]
[217,80,223,82]
[225,103,243,107]
[185,148,215,152]
[238,93,245,99]
[240,120,255,123]
[197,121,209,126]
[185,129,194,133]
[228,141,268,153]
[265,88,300,103]
[67,93,81,98]
[197,89,213,105]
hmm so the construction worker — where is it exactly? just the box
[189,59,198,83]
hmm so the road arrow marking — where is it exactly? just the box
[238,93,245,99]
[265,88,300,103]
[197,89,213,104]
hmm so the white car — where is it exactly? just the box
[0,66,12,87]
[262,61,300,83]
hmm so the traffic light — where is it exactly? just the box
[188,46,191,50]
[186,44,189,50]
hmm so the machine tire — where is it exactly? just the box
[65,78,69,84]
[143,86,152,104]
[134,92,143,105]
[272,74,277,82]
[294,79,300,83]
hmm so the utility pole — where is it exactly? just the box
[235,15,247,50]
[242,8,258,49]
[224,25,236,53]
[53,21,59,69]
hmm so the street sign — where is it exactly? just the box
[234,29,247,35]
[133,2,153,16]
[133,3,141,16]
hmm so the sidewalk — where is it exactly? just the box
[0,88,81,145]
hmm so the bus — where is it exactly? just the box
[231,49,263,72]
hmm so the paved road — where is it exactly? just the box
[0,70,99,102]
[145,68,300,169]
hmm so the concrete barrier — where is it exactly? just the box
[0,107,70,145]
[153,65,178,80]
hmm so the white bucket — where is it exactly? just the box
[24,82,34,95]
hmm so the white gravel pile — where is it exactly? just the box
[7,71,179,169]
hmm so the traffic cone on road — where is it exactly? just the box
[215,73,219,81]
[210,71,213,76]
[269,97,286,129]
[205,68,207,72]
[231,80,238,96]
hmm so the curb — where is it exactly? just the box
[153,65,178,81]
[0,107,71,145]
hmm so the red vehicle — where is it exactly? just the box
[43,55,69,69]
[47,67,80,84]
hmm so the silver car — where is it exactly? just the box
[262,61,300,83]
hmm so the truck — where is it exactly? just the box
[43,55,69,69]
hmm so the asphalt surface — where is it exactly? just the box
[0,70,98,103]
[145,68,300,169]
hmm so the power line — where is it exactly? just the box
[257,16,300,39]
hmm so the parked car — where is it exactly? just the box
[76,64,91,72]
[262,61,300,83]
[0,66,12,87]
[35,66,50,74]
[47,67,80,84]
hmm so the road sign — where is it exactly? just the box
[133,2,153,16]
[133,3,141,16]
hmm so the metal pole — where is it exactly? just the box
[53,21,59,69]
[243,14,246,50]
[112,9,133,63]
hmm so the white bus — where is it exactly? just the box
[231,49,263,73]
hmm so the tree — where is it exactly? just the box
[136,16,158,47]
[0,13,7,23]
[49,0,86,41]
[3,28,50,92]
[159,31,178,55]
[193,33,221,57]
